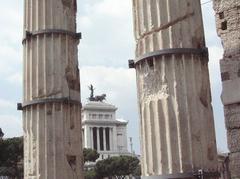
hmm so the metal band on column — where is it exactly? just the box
[17,98,82,110]
[129,48,208,68]
[22,29,82,44]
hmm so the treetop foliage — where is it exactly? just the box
[83,148,100,163]
[95,155,140,179]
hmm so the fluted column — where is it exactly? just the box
[109,128,113,151]
[131,0,218,177]
[89,127,93,148]
[22,0,83,178]
[103,127,106,151]
[97,128,100,151]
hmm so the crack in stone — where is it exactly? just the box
[137,11,194,41]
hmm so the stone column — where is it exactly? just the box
[103,127,106,151]
[21,0,83,178]
[86,126,90,148]
[90,127,93,148]
[109,128,113,151]
[97,128,100,151]
[213,1,240,178]
[131,0,218,177]
[113,126,117,151]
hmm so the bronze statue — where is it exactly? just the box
[88,84,106,102]
[88,84,95,101]
[0,128,4,139]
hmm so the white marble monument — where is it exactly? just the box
[82,99,129,160]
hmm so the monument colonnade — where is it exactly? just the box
[86,126,116,152]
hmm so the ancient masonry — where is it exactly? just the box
[19,0,84,178]
[130,0,218,177]
[213,0,240,178]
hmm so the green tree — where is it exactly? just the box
[0,137,23,178]
[83,148,99,179]
[83,148,99,163]
[95,155,140,179]
[84,169,97,179]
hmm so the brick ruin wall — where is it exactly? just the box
[213,0,240,178]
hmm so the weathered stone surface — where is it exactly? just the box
[213,0,240,178]
[132,0,218,177]
[227,129,240,152]
[220,59,240,105]
[224,103,240,129]
[22,0,83,178]
[213,0,240,59]
[220,59,240,81]
[222,79,240,105]
[229,152,240,178]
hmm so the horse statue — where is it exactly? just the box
[88,85,106,102]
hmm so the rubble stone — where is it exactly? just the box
[227,129,240,152]
[229,152,240,178]
[213,0,240,178]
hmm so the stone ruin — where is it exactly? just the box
[213,0,240,178]
[19,0,240,178]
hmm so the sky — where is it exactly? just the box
[0,0,228,154]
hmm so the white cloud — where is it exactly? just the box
[0,114,22,138]
[6,72,22,86]
[93,0,131,17]
[0,99,15,109]
[79,16,93,28]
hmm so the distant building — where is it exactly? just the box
[81,101,130,160]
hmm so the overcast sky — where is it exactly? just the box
[0,0,227,154]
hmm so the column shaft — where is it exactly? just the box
[132,0,218,176]
[90,127,93,149]
[103,128,106,151]
[22,0,83,178]
[97,128,100,151]
[109,128,113,151]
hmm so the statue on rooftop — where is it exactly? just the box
[88,84,95,101]
[88,85,106,102]
[0,128,4,139]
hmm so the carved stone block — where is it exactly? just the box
[229,152,240,178]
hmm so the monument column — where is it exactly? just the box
[103,127,106,151]
[97,128,100,150]
[130,0,218,177]
[109,128,113,151]
[89,127,93,148]
[112,126,117,151]
[20,0,83,178]
[213,1,240,178]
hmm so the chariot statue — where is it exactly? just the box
[88,84,106,102]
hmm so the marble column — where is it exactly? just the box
[131,0,218,177]
[97,128,100,151]
[90,127,93,149]
[110,128,113,151]
[22,0,83,178]
[103,127,106,151]
[86,126,90,148]
[112,127,117,151]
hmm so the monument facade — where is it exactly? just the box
[213,0,240,178]
[19,0,83,178]
[130,0,218,178]
[82,87,129,160]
